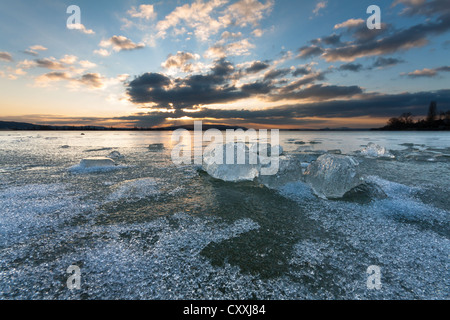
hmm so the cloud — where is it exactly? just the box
[121,88,450,127]
[334,18,365,29]
[79,73,105,88]
[99,36,145,52]
[35,58,66,70]
[161,51,201,73]
[205,39,255,58]
[60,55,78,65]
[24,45,48,56]
[35,71,106,89]
[312,1,327,16]
[30,45,47,51]
[273,83,362,101]
[338,63,364,72]
[321,0,450,62]
[404,66,450,78]
[245,61,270,74]
[392,0,447,17]
[372,57,405,68]
[221,31,243,40]
[79,60,97,69]
[126,57,352,110]
[68,23,95,35]
[156,0,227,41]
[128,4,157,20]
[279,72,326,93]
[292,65,314,77]
[322,16,450,62]
[297,45,324,59]
[93,49,111,57]
[0,51,13,62]
[155,0,273,41]
[36,72,72,83]
[263,68,291,81]
[221,0,274,27]
[240,81,274,94]
[127,59,249,107]
[312,34,343,46]
[252,29,264,37]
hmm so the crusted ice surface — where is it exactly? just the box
[282,176,449,299]
[107,178,161,203]
[0,183,92,248]
[303,154,363,199]
[0,211,265,299]
[1,131,449,300]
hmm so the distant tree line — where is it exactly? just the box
[381,102,450,130]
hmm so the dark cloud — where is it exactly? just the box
[323,13,450,62]
[272,84,363,101]
[372,57,405,68]
[338,63,364,72]
[301,1,450,63]
[23,50,39,57]
[35,58,65,70]
[40,72,71,80]
[127,58,250,107]
[117,89,450,127]
[292,67,311,77]
[297,45,324,59]
[279,72,326,93]
[0,51,13,62]
[393,0,450,17]
[79,73,104,88]
[311,34,343,46]
[245,61,270,74]
[241,81,273,94]
[263,68,291,81]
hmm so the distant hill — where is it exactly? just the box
[0,121,43,130]
[0,121,107,131]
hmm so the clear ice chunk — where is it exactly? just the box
[80,157,116,168]
[149,143,165,151]
[108,151,124,160]
[202,142,260,182]
[256,154,303,189]
[303,154,363,199]
[360,142,395,158]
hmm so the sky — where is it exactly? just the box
[0,0,449,129]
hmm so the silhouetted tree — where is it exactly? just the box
[382,101,450,130]
[399,112,414,125]
[426,101,437,122]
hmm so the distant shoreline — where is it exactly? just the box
[1,120,449,131]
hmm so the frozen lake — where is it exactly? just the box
[0,130,449,299]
